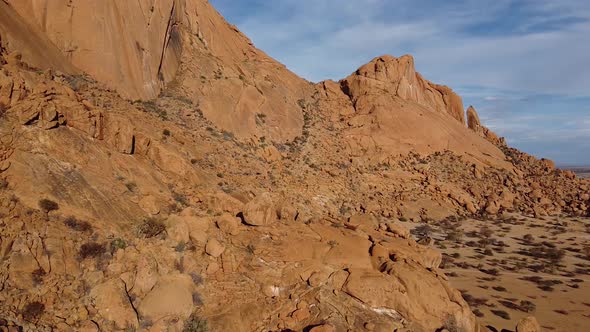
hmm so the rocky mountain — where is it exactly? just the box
[0,1,588,332]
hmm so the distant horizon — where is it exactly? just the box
[211,0,590,165]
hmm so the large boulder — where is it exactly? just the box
[242,192,276,226]
[90,279,139,330]
[137,274,194,322]
[342,268,475,332]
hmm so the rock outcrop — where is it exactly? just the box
[341,55,465,124]
[2,0,312,143]
[467,106,482,133]
[320,55,509,169]
[5,0,182,100]
[466,105,506,146]
[0,1,78,76]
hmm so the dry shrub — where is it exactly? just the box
[22,301,45,321]
[491,310,510,320]
[79,242,106,259]
[64,216,92,232]
[138,218,166,238]
[38,199,59,213]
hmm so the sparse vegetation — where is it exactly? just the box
[520,276,563,291]
[190,272,203,285]
[214,68,223,79]
[192,292,203,306]
[142,100,168,120]
[521,245,565,269]
[138,218,166,238]
[523,233,535,243]
[22,301,45,321]
[297,98,306,109]
[491,309,510,320]
[173,192,189,206]
[460,291,488,308]
[175,241,186,252]
[255,113,267,126]
[38,199,59,215]
[246,244,256,255]
[0,177,8,190]
[111,238,127,253]
[520,300,536,313]
[221,131,234,141]
[64,216,92,232]
[31,268,46,285]
[412,224,433,237]
[163,129,171,137]
[183,313,208,332]
[125,181,137,192]
[492,286,506,292]
[446,229,463,242]
[79,242,106,259]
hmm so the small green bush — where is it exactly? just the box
[111,238,127,253]
[173,192,189,206]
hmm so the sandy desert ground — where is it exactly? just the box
[403,215,590,331]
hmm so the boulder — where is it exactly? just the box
[386,222,411,239]
[540,158,555,171]
[485,196,501,215]
[466,106,482,134]
[516,316,541,332]
[185,216,211,245]
[139,195,160,215]
[101,114,135,154]
[89,279,139,330]
[131,254,159,298]
[242,192,276,226]
[166,215,190,244]
[342,268,475,332]
[138,274,194,322]
[206,238,226,258]
[310,324,336,332]
[216,213,241,235]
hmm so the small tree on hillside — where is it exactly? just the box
[38,199,59,219]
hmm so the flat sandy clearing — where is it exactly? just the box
[403,215,590,331]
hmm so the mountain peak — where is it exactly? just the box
[343,54,466,124]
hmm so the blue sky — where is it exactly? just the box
[210,0,590,165]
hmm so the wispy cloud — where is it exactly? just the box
[210,0,590,165]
